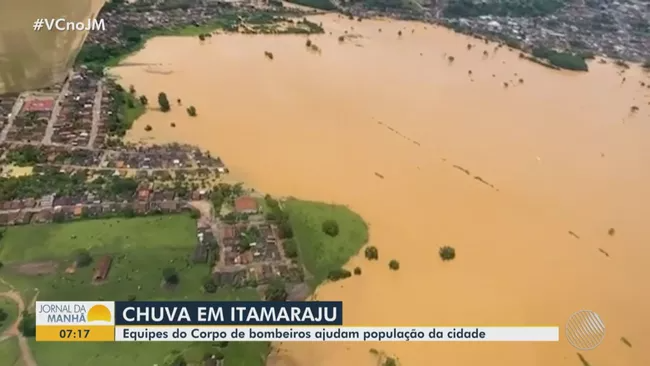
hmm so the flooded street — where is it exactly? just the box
[112,14,650,366]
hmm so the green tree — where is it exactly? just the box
[439,246,456,261]
[384,357,397,366]
[283,238,298,258]
[278,221,293,239]
[364,246,379,260]
[199,34,206,41]
[0,308,8,321]
[74,249,92,267]
[202,276,217,293]
[19,311,36,337]
[388,259,400,270]
[162,267,179,285]
[322,219,339,237]
[265,279,288,301]
[158,92,171,112]
[328,268,352,281]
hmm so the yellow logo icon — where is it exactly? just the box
[87,304,111,322]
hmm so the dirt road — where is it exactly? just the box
[0,279,38,366]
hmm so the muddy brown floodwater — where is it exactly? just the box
[112,14,650,366]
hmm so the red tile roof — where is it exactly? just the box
[234,196,258,213]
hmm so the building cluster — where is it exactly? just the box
[5,96,54,143]
[213,197,305,287]
[0,184,194,226]
[0,66,107,148]
[52,67,103,147]
[437,0,650,61]
[0,93,18,130]
[86,2,233,50]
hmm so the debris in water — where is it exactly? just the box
[577,353,591,366]
[620,337,632,347]
[598,248,610,257]
[568,231,580,239]
[452,165,470,175]
[374,172,384,179]
[474,176,495,189]
[608,228,615,236]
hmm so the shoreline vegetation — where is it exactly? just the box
[77,8,325,70]
[443,23,592,72]
[282,0,646,72]
[80,0,642,74]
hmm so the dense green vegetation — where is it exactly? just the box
[108,86,145,137]
[0,166,139,201]
[76,9,323,69]
[284,199,368,286]
[532,47,589,71]
[347,0,422,14]
[5,145,43,167]
[285,0,337,11]
[444,0,564,18]
[0,298,18,334]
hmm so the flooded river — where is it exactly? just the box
[112,14,650,366]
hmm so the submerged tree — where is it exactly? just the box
[364,246,379,260]
[439,246,456,261]
[388,259,400,271]
[187,106,197,117]
[158,92,170,112]
[139,95,148,106]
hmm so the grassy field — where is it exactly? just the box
[0,200,369,365]
[0,296,19,334]
[0,215,197,263]
[0,214,268,366]
[284,199,368,286]
[0,337,21,366]
[122,91,146,129]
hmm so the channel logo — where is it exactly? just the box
[36,301,115,326]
